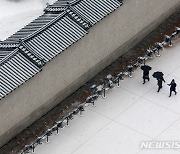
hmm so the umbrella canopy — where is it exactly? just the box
[152,71,164,79]
[141,65,152,71]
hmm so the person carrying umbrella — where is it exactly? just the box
[167,79,177,97]
[152,71,164,79]
[157,77,165,92]
[152,71,165,92]
[141,65,152,84]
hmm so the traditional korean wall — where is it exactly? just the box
[0,0,180,148]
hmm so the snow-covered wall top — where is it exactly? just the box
[0,0,123,100]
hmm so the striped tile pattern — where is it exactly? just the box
[0,49,13,61]
[0,0,123,99]
[0,49,41,99]
[72,0,122,25]
[4,13,60,43]
[24,15,87,62]
[45,0,72,12]
[0,43,19,61]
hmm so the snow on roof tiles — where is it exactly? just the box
[0,50,13,61]
[24,15,87,62]
[0,48,42,99]
[0,0,123,100]
[72,0,122,25]
[4,13,60,43]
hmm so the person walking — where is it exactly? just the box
[167,79,177,97]
[157,77,165,92]
[143,70,150,84]
[141,65,152,84]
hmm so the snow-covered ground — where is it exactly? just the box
[1,1,180,154]
[31,39,180,154]
[0,0,56,40]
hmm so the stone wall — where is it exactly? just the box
[0,0,180,148]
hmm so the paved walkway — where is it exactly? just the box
[35,39,180,154]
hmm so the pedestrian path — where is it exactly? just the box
[35,39,180,154]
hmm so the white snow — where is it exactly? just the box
[1,1,180,154]
[32,39,180,154]
[0,0,56,40]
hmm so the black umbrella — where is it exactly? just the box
[141,65,152,71]
[152,71,164,79]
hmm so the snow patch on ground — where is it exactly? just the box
[0,0,56,40]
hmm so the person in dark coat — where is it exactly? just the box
[143,70,150,84]
[141,65,151,84]
[167,79,177,97]
[157,77,165,92]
